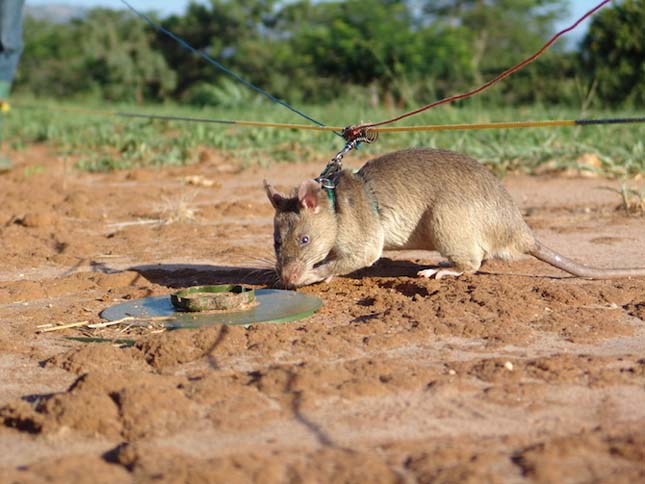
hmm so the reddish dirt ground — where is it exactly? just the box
[1,145,644,483]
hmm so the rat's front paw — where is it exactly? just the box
[296,271,328,287]
[299,263,340,286]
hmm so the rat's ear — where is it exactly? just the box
[264,180,286,210]
[298,179,322,213]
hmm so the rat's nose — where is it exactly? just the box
[281,262,303,288]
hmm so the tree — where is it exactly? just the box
[15,0,584,106]
[157,0,278,95]
[282,0,473,103]
[580,0,645,106]
[16,16,87,98]
[79,9,177,102]
[422,0,570,103]
[18,9,176,102]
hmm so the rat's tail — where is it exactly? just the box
[530,240,645,279]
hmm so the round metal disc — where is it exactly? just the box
[100,289,322,328]
[170,285,255,312]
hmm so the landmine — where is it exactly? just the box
[101,285,322,328]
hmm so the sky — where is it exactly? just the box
[27,0,600,45]
[28,0,599,26]
[29,0,191,17]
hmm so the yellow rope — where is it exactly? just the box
[374,119,578,132]
[12,103,643,133]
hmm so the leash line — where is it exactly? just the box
[119,0,329,130]
[12,103,339,130]
[374,117,645,132]
[358,0,612,130]
[116,111,338,130]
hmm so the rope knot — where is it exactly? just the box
[341,125,378,144]
[315,125,378,189]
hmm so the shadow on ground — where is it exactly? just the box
[127,258,434,289]
[127,264,277,288]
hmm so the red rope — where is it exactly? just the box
[359,0,611,131]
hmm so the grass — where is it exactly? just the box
[3,95,644,177]
[600,184,645,215]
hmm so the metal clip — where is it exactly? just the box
[315,125,377,188]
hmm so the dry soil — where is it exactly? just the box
[1,145,644,483]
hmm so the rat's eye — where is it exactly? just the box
[300,235,310,246]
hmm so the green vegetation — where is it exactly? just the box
[6,99,644,177]
[7,0,644,176]
[581,0,645,106]
[16,0,645,108]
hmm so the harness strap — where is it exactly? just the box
[323,185,336,209]
[354,170,380,215]
[319,171,379,215]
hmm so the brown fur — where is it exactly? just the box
[265,148,645,287]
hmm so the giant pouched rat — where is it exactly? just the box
[264,147,645,287]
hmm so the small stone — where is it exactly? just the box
[504,361,514,371]
[17,212,57,228]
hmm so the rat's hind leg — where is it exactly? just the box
[417,205,487,279]
[417,244,484,280]
[417,260,464,279]
[417,258,480,279]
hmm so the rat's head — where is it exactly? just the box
[264,179,337,287]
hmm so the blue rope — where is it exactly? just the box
[120,0,329,129]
